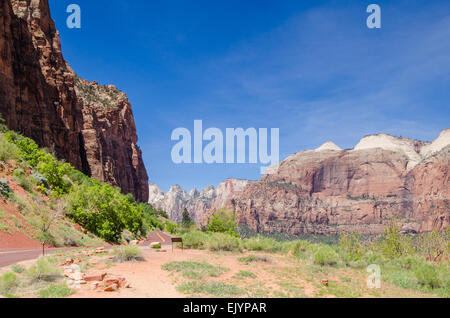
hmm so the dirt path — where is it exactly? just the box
[69,247,204,298]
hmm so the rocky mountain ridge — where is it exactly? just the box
[153,129,449,235]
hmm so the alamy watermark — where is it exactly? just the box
[171,120,279,174]
[367,4,381,29]
[66,4,81,29]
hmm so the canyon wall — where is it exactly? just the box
[0,0,148,201]
[154,130,449,235]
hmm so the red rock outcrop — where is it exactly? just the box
[0,0,148,201]
[227,131,449,235]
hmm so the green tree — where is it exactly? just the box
[182,208,194,227]
[207,209,238,237]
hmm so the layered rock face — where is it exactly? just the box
[149,179,254,223]
[0,0,148,201]
[228,130,450,235]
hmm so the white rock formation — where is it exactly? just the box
[316,141,342,152]
[148,179,254,223]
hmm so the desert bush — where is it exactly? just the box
[0,134,19,162]
[291,240,312,257]
[11,265,25,274]
[379,219,414,259]
[339,232,365,263]
[415,230,449,262]
[242,236,284,253]
[238,255,273,264]
[166,220,180,235]
[26,257,61,282]
[183,230,209,249]
[0,178,12,198]
[313,245,339,266]
[207,232,241,252]
[0,272,19,296]
[113,245,144,262]
[207,209,239,237]
[414,262,440,289]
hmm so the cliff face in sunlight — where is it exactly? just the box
[0,0,148,201]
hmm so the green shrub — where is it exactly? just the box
[66,182,144,242]
[416,230,449,261]
[183,230,209,249]
[26,257,61,282]
[313,245,339,266]
[113,245,144,262]
[162,261,228,279]
[291,240,312,257]
[0,134,19,162]
[414,263,440,289]
[379,220,414,259]
[166,220,180,235]
[0,272,19,296]
[4,132,46,167]
[38,284,74,298]
[242,236,284,253]
[207,209,239,237]
[339,232,365,263]
[11,265,25,274]
[207,232,241,252]
[0,178,12,198]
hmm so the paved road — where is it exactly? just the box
[0,247,72,268]
[0,231,175,268]
[139,231,173,247]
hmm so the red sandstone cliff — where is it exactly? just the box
[0,0,148,201]
[227,131,450,235]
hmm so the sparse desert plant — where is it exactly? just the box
[182,230,209,249]
[242,236,284,253]
[26,257,61,282]
[313,245,339,266]
[339,232,365,263]
[291,240,312,257]
[379,219,414,259]
[113,245,144,262]
[11,265,26,274]
[232,270,257,279]
[206,232,241,252]
[414,262,441,289]
[415,230,449,262]
[238,255,273,264]
[162,261,228,279]
[0,272,19,296]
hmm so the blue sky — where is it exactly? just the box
[49,0,450,192]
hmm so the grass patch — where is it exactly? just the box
[162,261,228,279]
[113,245,144,262]
[232,270,257,279]
[177,281,244,297]
[38,284,74,298]
[238,255,274,264]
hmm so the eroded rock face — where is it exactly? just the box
[228,130,449,235]
[148,179,255,223]
[0,0,148,201]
